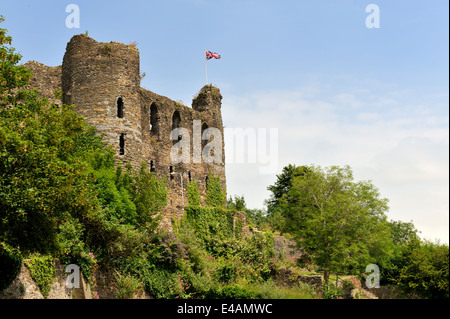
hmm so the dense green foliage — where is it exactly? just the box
[383,235,449,299]
[266,164,302,212]
[0,18,314,299]
[177,206,285,298]
[205,172,226,207]
[186,180,201,206]
[0,18,313,299]
[228,195,268,231]
[25,254,55,298]
[279,165,393,285]
[0,17,171,297]
[0,18,447,299]
[227,195,246,211]
[185,206,234,246]
[267,164,449,298]
[0,17,31,95]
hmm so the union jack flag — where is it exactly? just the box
[205,51,221,60]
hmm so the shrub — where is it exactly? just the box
[128,41,138,48]
[206,285,262,299]
[184,271,214,297]
[174,273,192,299]
[153,232,187,271]
[120,162,167,227]
[25,254,55,298]
[93,167,137,225]
[216,264,237,284]
[241,279,318,299]
[342,277,360,291]
[142,268,175,299]
[57,218,97,283]
[57,218,86,258]
[184,206,235,248]
[395,240,449,299]
[322,281,343,299]
[115,274,145,299]
[239,232,274,264]
[176,221,207,273]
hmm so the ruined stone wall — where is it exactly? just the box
[139,85,226,209]
[61,34,143,169]
[0,260,90,299]
[0,259,149,299]
[24,34,227,220]
[24,61,61,105]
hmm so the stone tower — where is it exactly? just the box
[26,34,227,213]
[61,34,143,168]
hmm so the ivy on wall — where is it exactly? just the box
[186,180,201,206]
[184,170,244,253]
[25,254,55,298]
[184,206,235,244]
[205,173,226,208]
[234,217,244,241]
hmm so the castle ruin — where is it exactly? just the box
[24,34,226,218]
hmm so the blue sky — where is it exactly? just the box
[1,0,448,243]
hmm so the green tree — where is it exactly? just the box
[266,165,311,233]
[377,220,427,287]
[123,163,167,228]
[397,240,449,299]
[227,195,268,230]
[267,164,305,212]
[279,165,393,287]
[0,17,99,253]
[388,220,421,246]
[266,210,286,235]
[245,208,267,229]
[0,17,166,255]
[92,160,137,225]
[0,16,32,97]
[227,195,246,211]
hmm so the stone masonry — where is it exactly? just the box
[24,34,227,220]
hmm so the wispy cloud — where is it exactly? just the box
[222,84,449,243]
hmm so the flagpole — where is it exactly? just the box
[205,51,208,85]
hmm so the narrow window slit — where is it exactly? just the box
[117,97,124,118]
[150,160,156,172]
[119,133,125,155]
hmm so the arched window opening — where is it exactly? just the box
[150,103,160,139]
[188,171,191,182]
[119,133,125,155]
[172,111,182,144]
[169,166,174,180]
[201,122,209,149]
[117,97,124,118]
[172,110,181,130]
[202,122,215,155]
